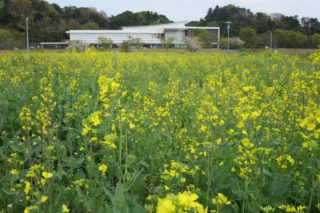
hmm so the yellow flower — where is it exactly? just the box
[241,138,254,148]
[278,205,305,213]
[40,195,48,203]
[129,122,135,129]
[260,205,275,213]
[216,138,222,144]
[98,164,108,175]
[24,205,38,213]
[10,169,19,175]
[177,191,199,209]
[61,204,70,213]
[156,198,176,213]
[42,171,53,179]
[212,193,231,205]
[89,111,102,126]
[24,181,31,195]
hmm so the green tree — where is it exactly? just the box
[239,27,256,46]
[120,40,131,52]
[275,30,307,48]
[98,37,113,50]
[128,37,144,49]
[67,40,89,52]
[193,29,212,47]
[185,36,200,52]
[160,37,174,49]
[0,29,21,49]
[219,37,244,49]
[82,22,100,30]
[311,33,320,48]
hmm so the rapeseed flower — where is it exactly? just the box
[98,164,108,175]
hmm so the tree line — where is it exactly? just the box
[0,0,170,48]
[0,0,320,49]
[188,5,320,48]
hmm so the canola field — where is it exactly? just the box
[0,51,320,213]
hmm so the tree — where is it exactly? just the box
[120,40,131,52]
[161,37,174,49]
[312,34,320,48]
[120,37,144,52]
[109,10,170,29]
[128,37,144,49]
[239,27,256,46]
[253,33,271,47]
[0,29,21,49]
[219,37,244,49]
[193,29,212,47]
[98,37,113,49]
[275,30,307,48]
[67,40,89,52]
[203,5,256,36]
[185,36,200,52]
[82,22,100,30]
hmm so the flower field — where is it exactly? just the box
[0,50,320,213]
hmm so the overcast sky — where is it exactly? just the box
[46,0,320,21]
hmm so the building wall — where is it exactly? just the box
[164,30,185,44]
[70,32,162,44]
[208,29,219,43]
[67,23,220,47]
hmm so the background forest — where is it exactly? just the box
[0,0,320,48]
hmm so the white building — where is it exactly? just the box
[66,21,220,48]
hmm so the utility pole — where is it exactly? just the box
[225,21,232,50]
[26,17,29,53]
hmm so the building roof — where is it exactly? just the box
[66,30,163,34]
[66,22,219,34]
[40,42,68,45]
[121,21,188,31]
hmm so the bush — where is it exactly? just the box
[275,30,307,48]
[193,29,212,47]
[98,37,113,50]
[128,37,144,49]
[239,27,256,46]
[160,37,174,49]
[120,40,131,52]
[0,29,22,49]
[185,36,200,52]
[120,37,144,52]
[219,37,244,49]
[253,33,272,48]
[67,40,89,52]
[311,34,320,48]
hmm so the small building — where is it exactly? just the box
[66,21,220,48]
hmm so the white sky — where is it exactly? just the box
[46,0,320,21]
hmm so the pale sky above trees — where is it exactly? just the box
[47,0,319,21]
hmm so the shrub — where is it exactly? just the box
[0,29,22,49]
[160,37,174,49]
[239,27,256,46]
[275,30,307,48]
[311,34,320,48]
[98,37,113,50]
[193,29,212,47]
[128,37,144,49]
[120,37,144,52]
[185,36,201,52]
[219,37,244,49]
[67,40,89,52]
